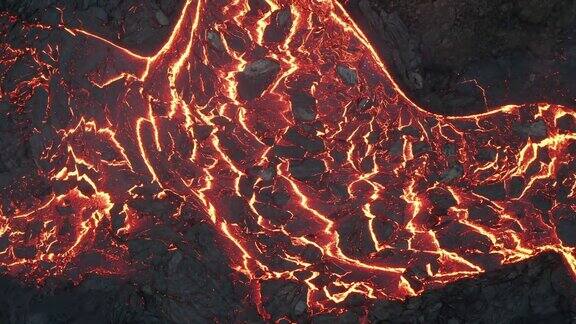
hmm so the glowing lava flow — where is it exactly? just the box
[0,0,576,319]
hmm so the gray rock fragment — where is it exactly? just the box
[155,10,170,26]
[336,64,358,85]
[408,71,423,89]
[357,0,421,89]
[440,163,463,182]
[264,8,293,43]
[244,59,281,77]
[237,59,281,100]
[291,92,317,122]
[556,215,576,246]
[207,30,225,51]
[294,300,306,315]
[285,127,324,153]
[358,98,373,111]
[515,120,547,139]
[473,181,506,200]
[168,251,183,273]
[259,167,275,181]
[289,158,325,180]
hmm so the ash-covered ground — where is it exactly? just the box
[0,0,575,323]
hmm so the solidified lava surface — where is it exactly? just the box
[0,0,575,321]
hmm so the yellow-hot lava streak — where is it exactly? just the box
[0,0,575,319]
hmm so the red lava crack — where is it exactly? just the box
[0,0,575,318]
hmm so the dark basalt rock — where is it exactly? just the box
[206,30,225,52]
[347,0,576,116]
[557,114,575,133]
[237,59,281,101]
[428,187,457,213]
[285,127,325,153]
[289,158,325,180]
[0,1,575,323]
[273,145,306,159]
[556,212,576,246]
[473,181,506,200]
[336,64,358,85]
[290,92,317,122]
[368,252,576,324]
[263,8,293,44]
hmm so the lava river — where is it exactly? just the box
[0,0,575,319]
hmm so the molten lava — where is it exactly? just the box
[0,0,575,319]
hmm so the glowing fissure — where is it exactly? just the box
[0,0,575,318]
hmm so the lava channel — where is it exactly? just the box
[0,0,575,319]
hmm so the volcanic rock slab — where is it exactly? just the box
[0,0,575,323]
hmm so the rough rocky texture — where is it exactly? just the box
[237,59,281,100]
[0,252,573,323]
[0,0,183,55]
[367,253,576,324]
[348,0,576,116]
[0,0,574,323]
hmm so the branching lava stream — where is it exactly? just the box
[0,0,575,319]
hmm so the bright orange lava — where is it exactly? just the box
[0,0,575,318]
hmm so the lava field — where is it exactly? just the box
[0,0,575,322]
